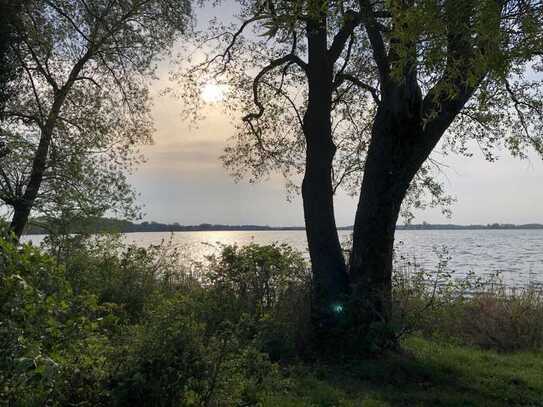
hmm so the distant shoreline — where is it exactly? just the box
[22,218,543,235]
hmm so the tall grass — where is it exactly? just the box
[392,247,543,351]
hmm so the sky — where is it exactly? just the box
[129,4,543,227]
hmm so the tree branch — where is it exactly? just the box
[359,0,391,83]
[328,10,361,63]
[243,54,309,123]
[335,73,380,104]
[421,0,506,143]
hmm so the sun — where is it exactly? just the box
[200,83,227,103]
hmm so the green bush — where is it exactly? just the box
[0,233,115,405]
[204,243,311,360]
[110,293,285,406]
[5,226,541,406]
[1,233,288,405]
[109,295,209,406]
[49,233,196,323]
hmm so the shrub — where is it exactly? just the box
[1,234,288,406]
[204,243,312,360]
[206,243,310,315]
[0,232,115,405]
[109,295,209,406]
[110,294,285,406]
[49,233,196,323]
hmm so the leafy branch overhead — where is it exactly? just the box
[185,0,542,174]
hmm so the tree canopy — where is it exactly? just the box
[181,0,543,212]
[0,0,192,238]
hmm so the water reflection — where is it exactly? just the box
[22,229,543,288]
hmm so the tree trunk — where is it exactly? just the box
[9,202,31,240]
[302,119,350,343]
[302,19,350,349]
[9,118,57,241]
[349,101,428,335]
[8,74,81,241]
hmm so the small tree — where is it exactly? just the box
[0,0,191,240]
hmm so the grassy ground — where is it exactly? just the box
[264,336,543,407]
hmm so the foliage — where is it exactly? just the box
[176,0,543,218]
[0,0,192,234]
[206,243,309,316]
[48,233,194,323]
[2,228,542,405]
[110,294,284,406]
[0,232,291,406]
[0,231,115,405]
[204,243,312,360]
[0,0,22,116]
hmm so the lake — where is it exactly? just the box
[23,229,543,288]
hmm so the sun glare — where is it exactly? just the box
[200,83,227,103]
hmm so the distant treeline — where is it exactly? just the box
[397,223,543,230]
[23,218,306,235]
[22,218,543,235]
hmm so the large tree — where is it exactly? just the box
[181,0,461,349]
[0,0,191,240]
[189,0,543,351]
[181,0,371,343]
[347,0,543,336]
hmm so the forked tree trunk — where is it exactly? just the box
[302,20,350,349]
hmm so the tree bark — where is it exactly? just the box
[349,93,430,333]
[302,115,350,341]
[302,19,350,347]
[9,202,31,239]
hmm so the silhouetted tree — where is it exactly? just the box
[182,0,543,351]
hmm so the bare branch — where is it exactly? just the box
[262,81,304,129]
[243,54,309,123]
[504,79,542,149]
[335,73,380,104]
[74,76,102,89]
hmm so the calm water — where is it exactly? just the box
[23,229,543,288]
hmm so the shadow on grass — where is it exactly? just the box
[273,337,543,407]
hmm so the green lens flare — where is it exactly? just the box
[332,303,344,314]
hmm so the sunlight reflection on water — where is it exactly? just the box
[23,229,543,288]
